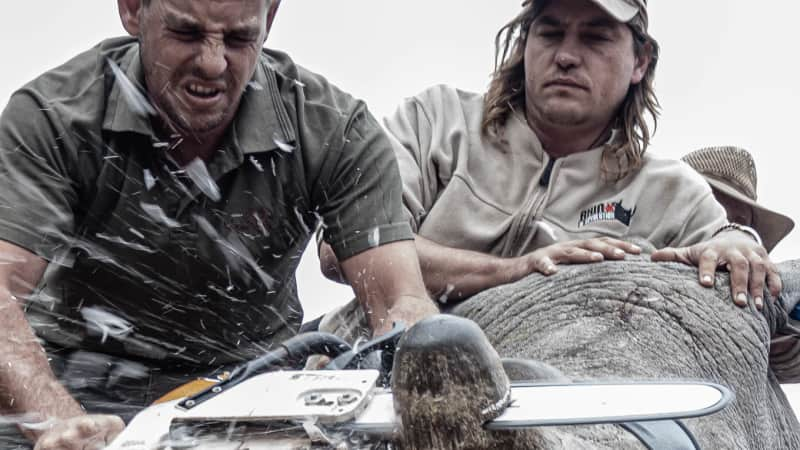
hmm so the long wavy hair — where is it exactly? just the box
[482,0,660,180]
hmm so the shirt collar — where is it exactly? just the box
[230,58,296,155]
[102,45,157,138]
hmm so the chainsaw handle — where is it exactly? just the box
[177,331,352,410]
[324,321,406,386]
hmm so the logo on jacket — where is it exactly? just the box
[578,200,636,227]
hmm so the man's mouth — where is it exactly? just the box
[186,83,223,99]
[545,78,587,90]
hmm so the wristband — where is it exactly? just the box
[712,222,763,247]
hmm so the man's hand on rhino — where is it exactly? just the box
[32,414,125,450]
[651,230,780,310]
[518,238,642,276]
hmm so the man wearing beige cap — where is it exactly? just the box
[319,0,780,319]
[682,146,794,253]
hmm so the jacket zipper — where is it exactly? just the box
[501,156,557,256]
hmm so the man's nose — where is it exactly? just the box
[196,38,227,79]
[554,37,581,70]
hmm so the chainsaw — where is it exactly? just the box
[105,322,732,449]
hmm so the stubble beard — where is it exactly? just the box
[536,99,588,128]
[160,88,230,138]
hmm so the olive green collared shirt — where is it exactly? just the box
[0,37,411,366]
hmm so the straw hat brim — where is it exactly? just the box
[706,177,794,252]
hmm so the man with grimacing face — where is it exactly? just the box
[0,0,437,448]
[319,0,780,346]
[135,0,265,158]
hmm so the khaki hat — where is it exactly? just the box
[591,0,646,22]
[682,146,794,252]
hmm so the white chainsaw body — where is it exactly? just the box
[106,370,731,450]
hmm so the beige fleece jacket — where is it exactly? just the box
[385,85,728,255]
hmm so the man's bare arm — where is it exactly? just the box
[0,241,84,434]
[412,235,530,302]
[0,241,125,448]
[338,240,439,336]
[324,236,641,303]
[318,236,517,299]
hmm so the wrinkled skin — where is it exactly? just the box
[448,257,800,449]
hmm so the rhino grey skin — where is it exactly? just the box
[448,258,800,449]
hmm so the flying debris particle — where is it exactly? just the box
[143,169,157,190]
[95,233,157,253]
[17,417,58,432]
[249,156,264,172]
[247,81,264,91]
[438,284,455,304]
[128,228,145,239]
[253,212,270,237]
[140,202,182,228]
[368,227,380,248]
[194,215,276,290]
[185,158,221,202]
[273,134,296,153]
[81,306,134,344]
[293,79,306,88]
[270,157,277,176]
[106,58,156,116]
[109,360,149,381]
[207,284,247,303]
[313,211,327,231]
[294,207,311,234]
[170,137,184,151]
[226,265,235,292]
[0,252,27,265]
[152,141,170,149]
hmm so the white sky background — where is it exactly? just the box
[2,0,800,411]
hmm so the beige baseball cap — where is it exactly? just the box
[682,146,794,253]
[591,0,646,22]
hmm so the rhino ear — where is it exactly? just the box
[501,358,569,383]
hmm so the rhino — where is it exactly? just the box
[395,257,800,449]
[94,257,800,449]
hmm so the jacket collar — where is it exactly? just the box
[504,112,622,169]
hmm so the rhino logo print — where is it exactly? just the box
[578,200,636,227]
[612,201,636,226]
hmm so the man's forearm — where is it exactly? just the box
[322,235,524,305]
[415,235,522,302]
[0,293,84,438]
[339,240,439,336]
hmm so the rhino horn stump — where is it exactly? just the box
[392,314,532,449]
